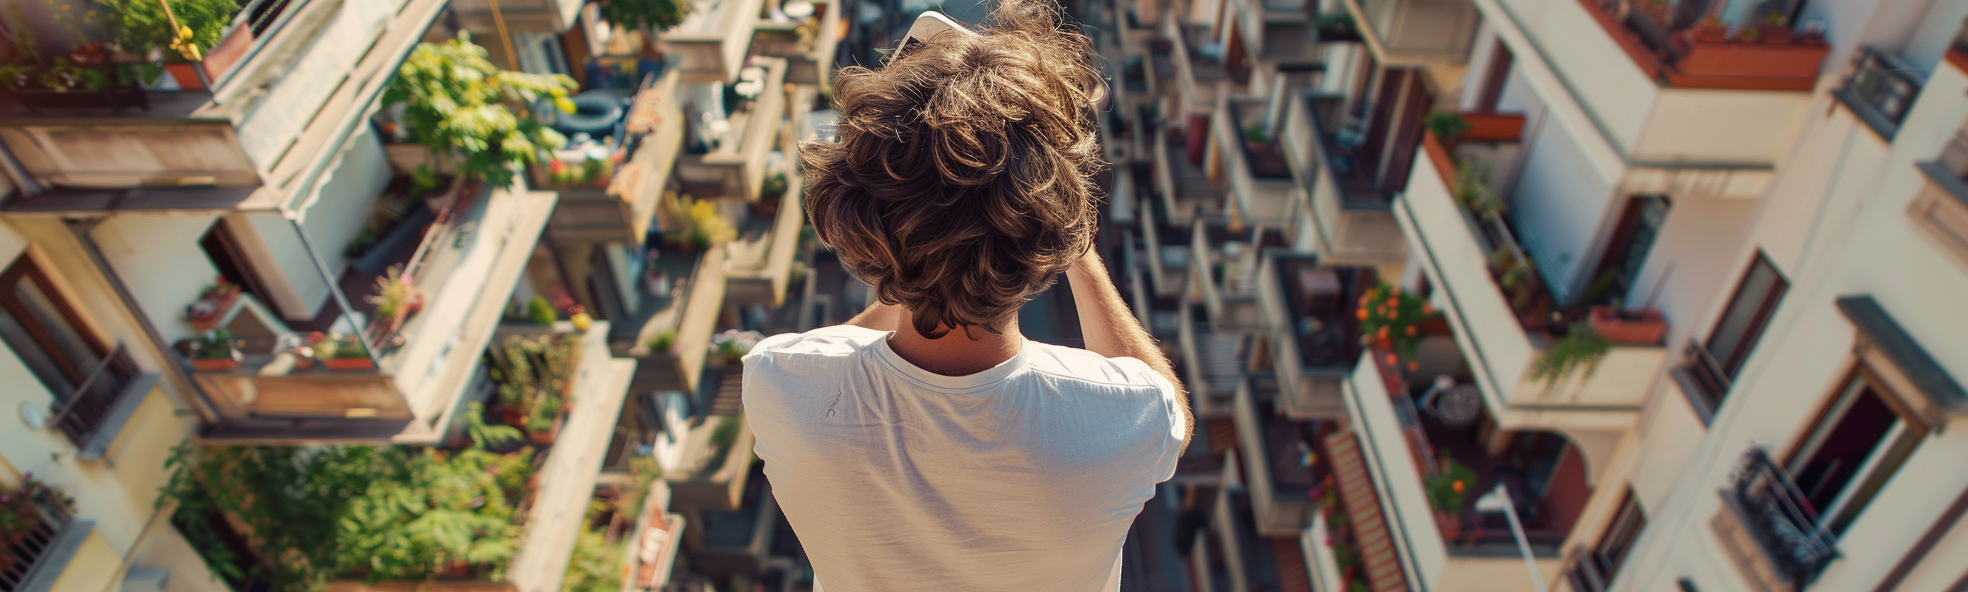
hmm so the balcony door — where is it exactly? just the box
[0,256,137,444]
[1585,195,1669,306]
[1787,370,1925,535]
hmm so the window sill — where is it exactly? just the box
[74,373,160,461]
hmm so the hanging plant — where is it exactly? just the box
[383,33,578,190]
[1529,325,1612,388]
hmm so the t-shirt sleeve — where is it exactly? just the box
[1111,356,1186,484]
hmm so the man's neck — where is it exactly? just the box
[886,309,1024,377]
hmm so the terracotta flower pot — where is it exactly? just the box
[1589,305,1668,345]
[192,357,239,371]
[323,357,376,371]
[164,63,205,91]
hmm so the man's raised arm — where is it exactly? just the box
[1066,250,1194,452]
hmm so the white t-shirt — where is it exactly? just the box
[742,325,1185,592]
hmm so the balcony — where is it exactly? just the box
[752,0,846,85]
[725,95,813,308]
[663,409,758,513]
[1578,0,1828,92]
[1256,254,1373,419]
[675,58,787,201]
[1341,0,1480,65]
[620,243,728,395]
[0,481,94,592]
[1177,305,1245,419]
[1165,16,1231,116]
[1152,127,1228,228]
[1395,131,1669,427]
[1709,448,1839,591]
[0,0,449,214]
[1210,488,1290,592]
[1281,92,1406,267]
[661,0,769,83]
[1832,47,1923,141]
[1189,219,1276,334]
[189,187,559,443]
[1232,381,1322,537]
[452,0,585,32]
[684,466,780,578]
[1342,352,1580,591]
[539,68,685,244]
[1137,204,1193,299]
[1213,97,1298,229]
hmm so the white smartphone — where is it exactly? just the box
[894,12,975,59]
[889,11,1107,108]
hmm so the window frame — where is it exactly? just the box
[1705,252,1789,379]
[1909,165,1968,275]
[0,254,139,447]
[1781,365,1928,536]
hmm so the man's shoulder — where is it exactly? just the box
[1022,341,1171,392]
[746,325,887,360]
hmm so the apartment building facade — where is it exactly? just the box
[0,0,835,589]
[1094,0,1968,589]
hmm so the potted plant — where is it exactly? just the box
[317,333,376,371]
[184,277,242,330]
[526,295,560,326]
[600,0,695,32]
[101,0,239,90]
[382,33,578,201]
[366,265,423,340]
[1425,111,1472,150]
[0,474,72,571]
[1455,161,1507,222]
[190,329,243,371]
[1424,456,1476,540]
[1755,11,1792,44]
[1357,282,1431,375]
[646,330,679,356]
[1588,305,1668,345]
[708,329,764,368]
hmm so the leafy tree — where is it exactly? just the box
[383,33,577,189]
[601,0,694,33]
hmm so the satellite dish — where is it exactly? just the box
[1429,384,1483,427]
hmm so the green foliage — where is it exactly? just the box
[1242,123,1269,143]
[383,33,577,188]
[486,334,581,437]
[646,330,678,354]
[192,329,237,360]
[1357,282,1430,367]
[158,443,543,591]
[1423,455,1477,513]
[1490,247,1539,313]
[561,529,626,592]
[466,402,523,450]
[315,333,370,359]
[526,295,559,325]
[1530,325,1612,387]
[710,415,742,460]
[762,171,789,197]
[411,164,444,195]
[1454,160,1507,221]
[600,0,694,32]
[1426,110,1471,144]
[100,0,239,57]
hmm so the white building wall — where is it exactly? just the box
[88,216,221,346]
[300,122,394,273]
[1508,117,1614,302]
[1902,0,1968,73]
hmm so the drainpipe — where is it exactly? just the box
[66,219,213,421]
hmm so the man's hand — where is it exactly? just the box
[1066,250,1194,453]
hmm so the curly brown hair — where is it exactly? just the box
[801,0,1105,338]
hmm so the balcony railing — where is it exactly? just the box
[1671,339,1731,418]
[47,343,141,450]
[1835,47,1922,139]
[0,487,77,592]
[1719,448,1839,587]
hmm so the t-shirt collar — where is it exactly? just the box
[873,332,1029,390]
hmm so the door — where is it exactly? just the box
[1584,195,1670,306]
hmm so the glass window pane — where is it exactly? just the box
[0,306,79,395]
[14,277,103,375]
[1707,256,1786,376]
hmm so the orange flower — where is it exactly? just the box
[1357,308,1368,320]
[1387,298,1399,308]
[1387,310,1398,320]
[1422,303,1434,314]
[1408,360,1420,372]
[1452,480,1465,493]
[1377,326,1389,338]
[1385,354,1398,366]
[1405,326,1417,336]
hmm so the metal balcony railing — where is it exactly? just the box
[1838,47,1922,137]
[1722,448,1839,587]
[1675,339,1731,413]
[0,488,75,592]
[48,343,138,448]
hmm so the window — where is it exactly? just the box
[1677,253,1787,416]
[1836,47,1921,139]
[1914,126,1968,273]
[0,257,136,445]
[1570,490,1647,592]
[1786,369,1925,535]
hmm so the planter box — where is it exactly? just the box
[323,357,377,371]
[1673,38,1829,89]
[1589,306,1668,345]
[1458,112,1527,143]
[192,358,240,371]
